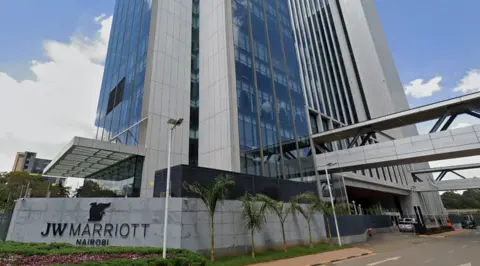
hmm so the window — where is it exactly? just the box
[322,118,329,131]
[106,78,126,114]
[309,113,319,134]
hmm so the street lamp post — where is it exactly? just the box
[324,162,342,246]
[162,118,183,259]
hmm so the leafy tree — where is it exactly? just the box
[0,171,7,180]
[0,183,13,211]
[240,193,267,258]
[74,180,119,198]
[50,182,71,198]
[0,171,70,210]
[334,203,351,215]
[441,190,480,209]
[291,192,323,248]
[183,174,235,264]
[255,194,292,253]
[320,202,334,244]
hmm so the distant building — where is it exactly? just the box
[12,151,51,174]
[11,152,65,185]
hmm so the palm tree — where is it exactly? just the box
[255,194,292,253]
[290,192,323,248]
[240,193,267,258]
[320,202,334,245]
[183,174,235,263]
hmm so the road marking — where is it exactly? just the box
[423,258,433,264]
[366,257,401,266]
[461,245,468,248]
[457,263,471,266]
[448,250,455,254]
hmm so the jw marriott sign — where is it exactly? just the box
[39,202,151,246]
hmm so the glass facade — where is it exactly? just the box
[289,0,408,186]
[85,155,144,197]
[189,0,200,166]
[95,0,152,146]
[232,0,311,180]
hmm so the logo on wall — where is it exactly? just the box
[88,202,111,222]
[40,201,150,247]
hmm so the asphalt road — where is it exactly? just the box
[335,230,480,266]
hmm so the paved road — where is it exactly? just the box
[335,230,480,266]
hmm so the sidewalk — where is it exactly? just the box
[247,247,373,266]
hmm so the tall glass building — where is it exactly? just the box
[230,0,310,179]
[95,0,152,146]
[45,0,435,205]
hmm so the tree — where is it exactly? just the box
[320,202,334,244]
[441,190,480,209]
[183,174,235,264]
[3,171,63,198]
[50,182,70,198]
[0,183,13,211]
[291,192,323,248]
[240,193,267,258]
[255,194,292,253]
[74,180,119,198]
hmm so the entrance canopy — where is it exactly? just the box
[43,137,145,178]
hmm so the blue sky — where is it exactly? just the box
[0,0,114,80]
[376,0,480,107]
[0,0,478,180]
[1,0,477,104]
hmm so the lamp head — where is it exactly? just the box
[167,118,184,126]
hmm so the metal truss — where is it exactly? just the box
[429,106,480,133]
[411,163,480,183]
[312,126,395,154]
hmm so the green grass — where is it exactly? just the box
[209,244,345,266]
[0,241,346,266]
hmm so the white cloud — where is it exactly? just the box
[0,14,112,172]
[453,69,480,94]
[404,76,442,98]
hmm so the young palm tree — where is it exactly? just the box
[290,192,323,248]
[255,194,292,253]
[240,193,267,258]
[183,174,235,263]
[320,202,334,245]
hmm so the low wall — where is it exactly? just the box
[154,164,346,203]
[0,212,12,241]
[6,198,327,255]
[326,215,391,237]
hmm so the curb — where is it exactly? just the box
[418,235,445,238]
[309,251,374,266]
[418,230,468,238]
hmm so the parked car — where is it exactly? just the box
[399,218,416,232]
[461,220,476,229]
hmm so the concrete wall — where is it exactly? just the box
[0,212,12,241]
[198,0,240,172]
[6,198,327,255]
[7,198,176,248]
[139,0,193,197]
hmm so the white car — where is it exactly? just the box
[399,218,416,232]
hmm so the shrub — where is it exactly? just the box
[0,242,206,266]
[63,257,171,266]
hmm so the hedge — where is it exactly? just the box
[0,242,206,266]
